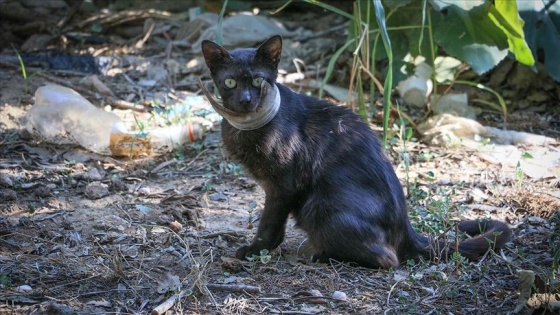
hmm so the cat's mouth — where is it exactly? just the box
[198,78,280,130]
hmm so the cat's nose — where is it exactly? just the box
[240,90,251,106]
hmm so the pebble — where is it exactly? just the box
[84,182,109,199]
[332,291,347,301]
[0,173,13,187]
[15,285,33,292]
[169,221,183,233]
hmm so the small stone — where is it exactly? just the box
[209,192,227,201]
[0,189,17,201]
[137,187,151,195]
[332,291,347,301]
[169,221,183,233]
[75,168,105,181]
[15,285,33,292]
[93,214,128,232]
[35,186,53,197]
[84,182,109,199]
[430,271,447,281]
[309,289,323,297]
[0,173,13,187]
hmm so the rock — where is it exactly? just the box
[0,189,17,201]
[0,173,13,187]
[332,291,347,301]
[15,284,33,292]
[169,221,183,233]
[84,182,109,199]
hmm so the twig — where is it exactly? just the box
[33,211,68,222]
[293,23,348,42]
[0,60,150,112]
[151,289,188,315]
[150,159,177,174]
[206,283,261,294]
[386,279,401,306]
[268,310,317,315]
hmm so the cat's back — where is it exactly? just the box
[278,84,379,151]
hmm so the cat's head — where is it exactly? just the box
[201,35,282,114]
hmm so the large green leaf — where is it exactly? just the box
[432,1,509,74]
[517,0,560,81]
[489,0,535,66]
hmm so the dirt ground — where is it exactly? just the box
[1,1,559,315]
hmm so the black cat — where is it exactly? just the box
[200,35,511,269]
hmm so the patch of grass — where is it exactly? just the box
[409,188,456,235]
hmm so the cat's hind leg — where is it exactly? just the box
[311,240,399,269]
[303,211,400,269]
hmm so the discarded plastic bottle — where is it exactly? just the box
[26,85,203,157]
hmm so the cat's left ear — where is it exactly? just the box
[256,35,282,68]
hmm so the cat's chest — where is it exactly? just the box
[221,120,307,179]
[224,122,299,157]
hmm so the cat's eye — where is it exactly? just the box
[252,77,263,88]
[224,79,237,89]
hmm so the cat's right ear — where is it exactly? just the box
[201,40,231,71]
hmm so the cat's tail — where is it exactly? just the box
[413,219,512,261]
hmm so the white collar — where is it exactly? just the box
[199,78,280,130]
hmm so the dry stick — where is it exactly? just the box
[151,289,188,315]
[0,60,150,112]
[386,279,402,306]
[206,283,261,294]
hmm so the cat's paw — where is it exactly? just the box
[235,245,260,260]
[311,251,329,263]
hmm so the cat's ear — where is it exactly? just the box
[255,35,282,68]
[201,40,231,71]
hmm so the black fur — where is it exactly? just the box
[201,35,512,269]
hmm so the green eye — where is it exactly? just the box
[224,79,236,88]
[252,77,263,88]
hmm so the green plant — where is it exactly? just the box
[13,45,41,101]
[392,105,414,193]
[246,249,272,273]
[0,273,11,287]
[251,249,272,265]
[361,0,533,83]
[450,251,468,270]
[515,161,524,190]
[219,161,244,176]
[410,189,456,235]
[305,0,535,144]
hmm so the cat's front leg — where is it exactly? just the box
[236,192,292,260]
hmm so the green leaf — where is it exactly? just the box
[374,0,393,144]
[517,0,560,81]
[432,2,509,74]
[488,0,535,66]
[430,0,485,11]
